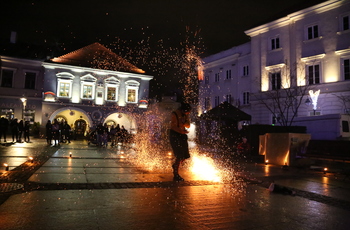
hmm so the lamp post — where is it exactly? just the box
[20,97,27,120]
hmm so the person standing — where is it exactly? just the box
[169,103,192,181]
[18,120,24,142]
[46,120,53,145]
[10,118,19,143]
[23,121,30,142]
[62,122,71,143]
[52,119,60,146]
[0,117,9,142]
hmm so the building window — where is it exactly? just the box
[1,69,14,88]
[107,87,117,100]
[226,70,231,80]
[105,77,120,101]
[271,36,280,50]
[343,15,349,31]
[243,65,249,76]
[204,97,210,110]
[243,92,250,105]
[271,72,281,90]
[82,84,93,99]
[226,94,232,104]
[24,72,36,89]
[307,65,320,85]
[125,80,140,103]
[205,75,209,84]
[215,73,220,82]
[344,59,350,80]
[80,74,97,100]
[59,82,71,97]
[307,25,319,40]
[214,96,220,107]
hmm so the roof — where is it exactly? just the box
[201,101,251,121]
[50,42,145,74]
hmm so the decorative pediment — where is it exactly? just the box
[80,74,97,82]
[105,76,120,85]
[56,72,75,79]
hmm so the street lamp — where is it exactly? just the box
[20,97,27,120]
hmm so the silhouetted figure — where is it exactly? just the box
[62,122,71,143]
[24,121,30,142]
[0,117,9,142]
[18,120,24,142]
[169,103,192,182]
[10,118,19,143]
[52,119,60,146]
[46,120,53,145]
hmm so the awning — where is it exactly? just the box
[201,101,251,121]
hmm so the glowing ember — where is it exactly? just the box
[189,153,222,182]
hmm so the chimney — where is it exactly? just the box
[10,31,17,44]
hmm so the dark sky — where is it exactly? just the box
[0,0,326,55]
[0,0,326,99]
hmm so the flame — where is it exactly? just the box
[189,153,222,182]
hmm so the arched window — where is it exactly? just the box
[57,72,75,98]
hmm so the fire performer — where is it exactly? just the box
[169,103,192,181]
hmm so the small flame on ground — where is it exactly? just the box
[188,152,223,182]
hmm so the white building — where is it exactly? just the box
[199,0,350,140]
[1,43,153,137]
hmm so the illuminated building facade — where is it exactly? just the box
[199,0,350,131]
[0,43,153,136]
[0,56,44,123]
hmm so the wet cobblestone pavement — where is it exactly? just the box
[1,138,350,229]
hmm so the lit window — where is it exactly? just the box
[308,65,320,85]
[105,77,120,101]
[80,74,97,100]
[82,84,93,99]
[59,82,71,97]
[125,80,140,103]
[56,72,75,98]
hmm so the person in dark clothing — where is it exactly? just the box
[10,118,19,143]
[62,122,71,143]
[18,120,24,142]
[169,103,192,182]
[96,123,104,146]
[52,119,60,146]
[23,121,30,142]
[46,120,53,145]
[0,117,9,142]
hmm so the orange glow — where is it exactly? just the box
[189,153,222,182]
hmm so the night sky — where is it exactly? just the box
[0,0,326,99]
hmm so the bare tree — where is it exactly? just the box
[253,61,314,126]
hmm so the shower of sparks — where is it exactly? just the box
[188,152,223,182]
